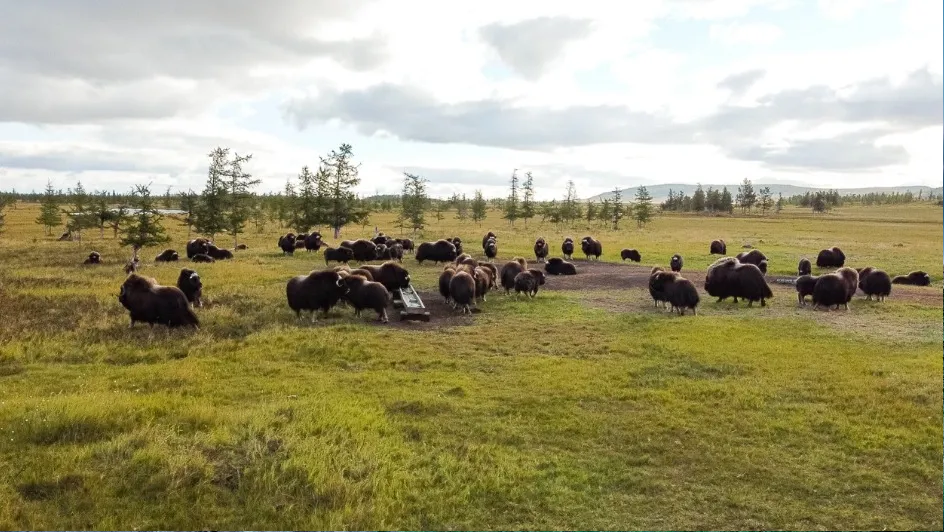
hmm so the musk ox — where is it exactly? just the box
[342,275,392,323]
[343,239,378,262]
[514,269,546,298]
[757,260,768,275]
[294,237,307,249]
[545,257,577,276]
[670,254,683,273]
[235,244,248,250]
[155,249,179,262]
[396,238,415,254]
[481,232,496,251]
[83,251,102,265]
[534,238,550,263]
[704,257,773,307]
[176,268,203,307]
[348,268,374,281]
[415,239,458,264]
[371,233,388,246]
[473,266,493,302]
[324,246,355,265]
[278,234,297,255]
[478,262,498,284]
[812,267,858,310]
[484,237,498,261]
[360,261,411,292]
[449,237,464,256]
[795,274,819,305]
[380,242,404,262]
[455,253,473,264]
[205,244,233,260]
[621,249,641,262]
[562,237,575,260]
[118,274,199,328]
[735,249,767,267]
[304,232,324,252]
[816,246,846,268]
[500,257,528,294]
[710,239,727,255]
[285,270,350,321]
[649,267,672,308]
[892,271,931,286]
[581,236,602,260]
[650,271,699,315]
[798,258,812,276]
[439,266,456,304]
[857,267,892,301]
[191,253,215,263]
[186,238,211,259]
[449,270,476,314]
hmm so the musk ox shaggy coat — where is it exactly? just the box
[812,268,858,310]
[278,234,297,255]
[816,246,846,268]
[371,233,388,246]
[324,246,355,265]
[703,257,774,306]
[449,237,464,256]
[514,269,546,298]
[235,244,248,250]
[735,249,767,267]
[348,268,374,281]
[648,267,672,308]
[621,249,641,262]
[83,251,102,265]
[360,262,411,293]
[545,257,577,275]
[562,238,575,260]
[534,238,550,263]
[345,239,378,262]
[892,271,931,286]
[798,258,812,276]
[581,236,603,260]
[205,244,233,260]
[342,275,392,323]
[155,249,179,262]
[670,254,683,273]
[710,239,727,255]
[119,274,199,328]
[191,253,215,263]
[304,232,324,252]
[499,258,528,294]
[473,267,493,302]
[857,267,892,301]
[286,270,349,320]
[482,232,496,251]
[758,260,768,275]
[478,262,498,284]
[415,239,458,264]
[650,272,700,315]
[439,266,456,304]
[455,253,474,265]
[396,238,415,254]
[795,274,819,305]
[484,237,498,260]
[176,268,203,307]
[186,238,211,259]
[379,242,404,262]
[449,271,476,314]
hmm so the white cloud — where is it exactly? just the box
[708,22,784,45]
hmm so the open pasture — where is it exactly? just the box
[0,202,941,530]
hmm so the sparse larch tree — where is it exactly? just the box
[597,199,610,227]
[611,187,624,230]
[108,204,129,239]
[759,186,773,214]
[633,186,654,227]
[521,171,535,227]
[195,147,230,240]
[178,189,198,238]
[737,178,756,212]
[562,180,579,223]
[692,184,706,212]
[586,200,597,224]
[399,172,429,233]
[225,152,258,249]
[720,187,734,213]
[776,192,784,213]
[321,143,363,239]
[121,184,170,260]
[503,169,520,226]
[456,193,469,220]
[92,191,113,239]
[36,180,61,236]
[0,194,10,234]
[64,180,94,241]
[292,165,322,233]
[471,190,488,225]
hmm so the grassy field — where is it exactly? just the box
[0,201,941,530]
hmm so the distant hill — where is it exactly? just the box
[588,184,943,202]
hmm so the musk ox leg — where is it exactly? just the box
[844,303,850,310]
[378,309,388,323]
[760,298,766,307]
[691,307,697,316]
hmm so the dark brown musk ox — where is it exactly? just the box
[562,237,575,260]
[83,251,102,265]
[191,253,215,263]
[797,258,812,276]
[449,270,477,314]
[545,257,577,275]
[891,271,931,286]
[816,246,846,268]
[341,274,393,323]
[396,238,415,254]
[581,236,602,260]
[118,273,200,328]
[481,231,496,251]
[670,254,683,273]
[483,237,498,261]
[205,243,234,260]
[812,267,859,310]
[856,266,892,301]
[379,242,404,262]
[341,239,377,262]
[294,236,308,249]
[235,244,248,250]
[473,266,493,302]
[478,262,498,283]
[709,239,727,255]
[534,238,550,263]
[348,268,374,281]
[449,237,464,256]
[324,246,355,265]
[304,232,324,252]
[360,261,411,293]
[650,271,700,315]
[621,248,641,262]
[513,269,546,299]
[648,267,672,308]
[415,239,458,264]
[499,257,528,294]
[795,274,819,305]
[455,253,474,265]
[439,265,457,305]
[278,234,297,255]
[757,260,768,275]
[735,249,767,267]
[285,270,350,321]
[176,268,203,307]
[187,238,211,259]
[371,233,387,246]
[704,257,774,307]
[155,249,179,262]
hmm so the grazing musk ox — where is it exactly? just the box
[621,249,641,262]
[285,270,350,321]
[176,268,203,307]
[118,274,199,328]
[891,271,931,286]
[533,238,550,263]
[360,262,411,293]
[562,237,575,260]
[816,246,846,268]
[797,258,812,277]
[499,257,528,294]
[415,239,458,264]
[324,246,355,265]
[650,271,700,315]
[703,257,773,307]
[342,275,393,323]
[795,274,819,305]
[710,239,727,255]
[155,249,179,262]
[812,267,858,310]
[670,254,683,273]
[513,269,546,298]
[581,236,602,260]
[857,267,892,301]
[545,257,577,275]
[186,238,211,259]
[83,251,102,265]
[449,270,476,314]
[735,249,767,267]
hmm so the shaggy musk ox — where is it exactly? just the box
[360,261,411,293]
[235,244,248,250]
[499,258,528,294]
[186,238,211,259]
[118,274,199,328]
[371,233,388,246]
[892,271,931,286]
[205,244,233,260]
[455,253,474,265]
[415,239,458,264]
[562,238,575,260]
[798,258,812,276]
[812,267,858,310]
[670,254,683,273]
[481,232,496,251]
[278,234,297,255]
[286,270,349,321]
[534,238,549,263]
[648,267,672,308]
[449,237,464,256]
[342,275,392,323]
[304,232,324,252]
[439,266,456,304]
[757,260,768,275]
[344,239,378,262]
[379,242,404,262]
[478,262,498,284]
[83,251,102,265]
[735,249,767,267]
[545,257,577,275]
[155,249,179,262]
[473,266,494,302]
[857,267,892,301]
[816,246,846,268]
[710,239,727,255]
[191,253,215,263]
[397,238,415,254]
[449,270,476,314]
[484,237,498,261]
[795,274,819,305]
[650,271,700,315]
[704,257,774,307]
[324,246,355,265]
[621,249,641,262]
[176,268,203,307]
[514,269,546,298]
[581,236,602,260]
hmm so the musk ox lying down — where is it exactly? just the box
[891,271,931,286]
[562,237,575,260]
[581,236,602,260]
[176,268,203,307]
[187,238,211,259]
[621,249,641,262]
[360,261,411,293]
[670,254,683,273]
[483,237,498,261]
[710,239,727,255]
[324,246,355,265]
[499,257,528,294]
[797,258,812,276]
[416,239,458,264]
[812,267,858,310]
[534,238,549,263]
[205,244,233,260]
[286,270,349,321]
[191,253,215,263]
[118,274,199,328]
[155,249,179,262]
[341,274,392,323]
[83,251,102,265]
[816,246,845,268]
[795,274,819,305]
[704,257,773,307]
[650,269,699,315]
[545,257,577,275]
[235,244,248,250]
[857,267,892,301]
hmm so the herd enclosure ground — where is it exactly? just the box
[0,202,941,530]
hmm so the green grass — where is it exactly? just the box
[0,202,941,530]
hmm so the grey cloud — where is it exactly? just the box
[728,129,911,171]
[391,165,654,192]
[479,17,594,80]
[717,68,766,96]
[0,145,184,174]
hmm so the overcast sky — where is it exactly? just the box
[0,0,940,199]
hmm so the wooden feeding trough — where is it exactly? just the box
[396,284,431,322]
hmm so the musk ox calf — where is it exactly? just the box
[816,246,846,268]
[205,244,233,260]
[187,238,211,259]
[176,268,203,307]
[304,232,324,252]
[795,274,819,305]
[581,236,602,260]
[735,249,767,267]
[118,274,199,328]
[704,257,774,307]
[621,248,641,262]
[481,232,496,251]
[534,238,549,263]
[812,267,858,310]
[545,257,577,275]
[562,237,575,260]
[415,239,458,264]
[286,270,349,321]
[155,249,179,262]
[278,234,297,255]
[514,269,546,298]
[449,270,476,314]
[650,271,700,315]
[342,275,392,323]
[484,237,498,261]
[710,239,727,255]
[891,271,931,286]
[324,246,355,265]
[191,253,215,263]
[360,261,411,293]
[670,254,683,273]
[499,257,528,294]
[83,251,102,265]
[857,267,892,301]
[798,258,812,276]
